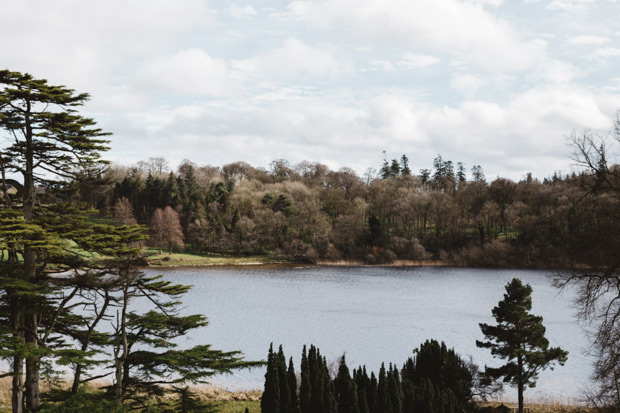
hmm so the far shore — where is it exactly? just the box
[141,252,566,271]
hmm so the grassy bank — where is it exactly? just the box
[143,249,292,268]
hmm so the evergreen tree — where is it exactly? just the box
[277,345,291,413]
[288,357,300,413]
[380,151,391,179]
[353,367,369,413]
[262,344,281,413]
[386,364,402,413]
[389,159,401,177]
[334,356,359,413]
[400,154,411,176]
[367,372,378,413]
[0,69,109,412]
[456,162,466,183]
[376,363,391,413]
[299,346,311,413]
[477,278,568,413]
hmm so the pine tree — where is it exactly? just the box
[400,154,411,176]
[477,278,568,413]
[0,69,109,412]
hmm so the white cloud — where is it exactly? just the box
[232,38,355,79]
[450,74,487,96]
[547,0,596,12]
[567,35,611,45]
[399,53,441,69]
[368,61,397,72]
[137,49,242,97]
[590,47,620,60]
[229,4,258,18]
[286,0,542,72]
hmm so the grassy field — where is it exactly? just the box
[143,248,291,268]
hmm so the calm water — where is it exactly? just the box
[142,266,593,401]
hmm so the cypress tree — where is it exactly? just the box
[299,345,311,413]
[261,343,280,413]
[376,363,391,413]
[277,345,291,413]
[288,357,300,413]
[334,355,359,413]
[387,364,402,413]
[309,346,324,413]
[367,372,378,413]
[322,357,337,413]
[353,367,369,413]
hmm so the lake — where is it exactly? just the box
[142,265,593,402]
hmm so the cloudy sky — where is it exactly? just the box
[3,0,620,180]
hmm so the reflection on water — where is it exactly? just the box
[142,266,592,400]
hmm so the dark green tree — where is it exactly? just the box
[277,345,291,413]
[334,355,359,413]
[0,69,109,412]
[299,346,311,413]
[288,357,300,413]
[400,155,411,176]
[477,278,568,413]
[262,344,280,413]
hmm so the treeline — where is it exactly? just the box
[67,153,597,267]
[261,340,483,413]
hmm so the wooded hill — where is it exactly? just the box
[64,153,614,268]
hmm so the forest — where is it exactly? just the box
[2,69,620,413]
[67,147,614,269]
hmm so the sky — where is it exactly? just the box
[2,0,620,181]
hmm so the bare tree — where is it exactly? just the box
[150,206,184,254]
[556,112,620,409]
[113,197,137,225]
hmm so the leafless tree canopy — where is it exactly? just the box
[556,111,620,409]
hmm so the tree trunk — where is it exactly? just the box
[518,355,524,413]
[23,107,42,411]
[11,300,24,413]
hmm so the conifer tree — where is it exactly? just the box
[262,343,281,413]
[300,345,311,413]
[277,345,291,413]
[0,69,109,412]
[376,363,391,413]
[387,364,402,413]
[353,367,369,413]
[367,372,378,413]
[477,278,568,413]
[288,357,300,413]
[334,355,359,413]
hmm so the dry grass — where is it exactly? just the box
[480,395,594,412]
[0,378,261,411]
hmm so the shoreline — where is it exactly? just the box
[140,250,571,271]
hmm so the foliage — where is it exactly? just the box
[477,278,568,413]
[0,69,259,413]
[264,341,482,413]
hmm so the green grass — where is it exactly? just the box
[215,400,260,413]
[144,248,289,267]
